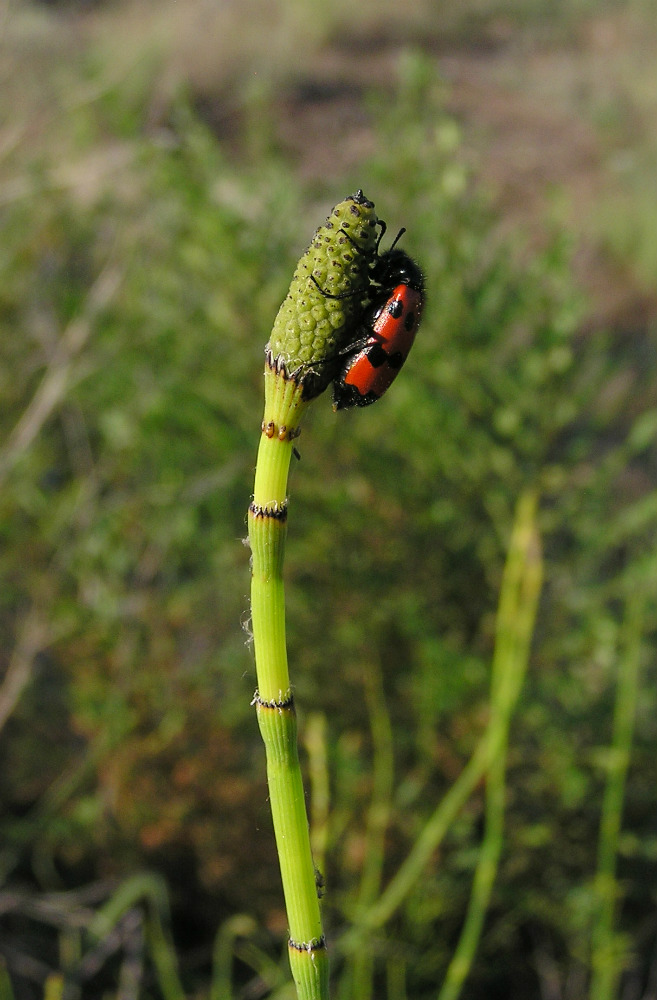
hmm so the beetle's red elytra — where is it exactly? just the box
[332,246,425,410]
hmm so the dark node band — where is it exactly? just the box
[265,349,306,387]
[288,935,327,954]
[252,690,295,711]
[265,348,290,377]
[265,349,309,402]
[248,501,288,521]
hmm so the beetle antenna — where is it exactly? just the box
[388,227,407,253]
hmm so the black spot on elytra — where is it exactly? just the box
[366,343,388,368]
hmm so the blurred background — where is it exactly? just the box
[1,0,657,998]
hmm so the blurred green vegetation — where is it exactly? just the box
[2,1,657,998]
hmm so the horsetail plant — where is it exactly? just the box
[247,191,381,1000]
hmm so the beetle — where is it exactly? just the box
[332,247,425,410]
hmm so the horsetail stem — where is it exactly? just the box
[248,192,379,999]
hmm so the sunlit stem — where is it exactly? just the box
[248,360,329,1000]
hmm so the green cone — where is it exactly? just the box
[267,190,379,399]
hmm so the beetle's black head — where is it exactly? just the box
[374,248,425,295]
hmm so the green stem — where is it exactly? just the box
[248,361,328,1000]
[246,189,379,999]
[590,588,644,1000]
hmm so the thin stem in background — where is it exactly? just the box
[305,713,331,882]
[0,262,121,489]
[343,491,541,955]
[438,490,543,1000]
[211,915,288,1000]
[89,873,185,1000]
[358,657,395,912]
[590,588,645,1000]
[0,608,50,735]
[348,657,396,1000]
